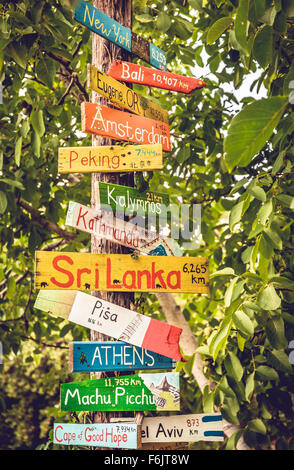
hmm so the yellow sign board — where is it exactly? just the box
[88,64,169,124]
[58,144,163,173]
[35,251,209,294]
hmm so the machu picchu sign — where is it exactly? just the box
[58,144,163,173]
[73,0,167,70]
[87,64,169,123]
[60,372,180,411]
[81,103,171,152]
[141,413,224,443]
[34,289,185,362]
[53,422,141,449]
[34,251,209,293]
[69,341,176,373]
[108,60,206,94]
[96,181,170,219]
[65,201,182,256]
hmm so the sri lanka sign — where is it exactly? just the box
[60,373,180,411]
[109,60,206,94]
[69,341,176,373]
[65,201,182,256]
[87,64,169,123]
[34,251,209,293]
[53,422,141,449]
[34,290,184,362]
[58,144,163,173]
[81,103,171,152]
[73,1,166,70]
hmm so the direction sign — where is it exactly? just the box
[96,181,170,219]
[35,251,209,293]
[69,341,176,372]
[60,372,180,411]
[141,413,224,443]
[74,1,167,70]
[58,144,163,173]
[109,60,206,94]
[53,422,141,449]
[88,64,169,123]
[65,201,182,255]
[81,103,171,152]
[34,289,185,362]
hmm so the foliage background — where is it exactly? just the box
[0,0,293,450]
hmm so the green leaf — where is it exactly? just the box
[224,97,288,171]
[248,418,267,435]
[156,12,172,33]
[233,310,254,336]
[265,315,287,349]
[257,200,273,225]
[268,350,292,372]
[210,317,233,361]
[15,136,22,167]
[206,17,233,45]
[210,267,235,277]
[245,372,255,401]
[234,0,250,54]
[36,56,56,88]
[257,285,281,310]
[30,109,45,137]
[224,351,243,381]
[0,190,7,213]
[253,25,273,68]
[276,194,294,209]
[229,200,244,231]
[32,130,41,158]
[248,185,266,202]
[0,178,24,190]
[256,365,279,381]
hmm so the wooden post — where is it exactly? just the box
[90,0,143,432]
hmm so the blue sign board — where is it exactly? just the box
[70,341,176,372]
[74,1,167,71]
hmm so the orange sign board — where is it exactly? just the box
[81,103,171,152]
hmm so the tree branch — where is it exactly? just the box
[156,292,251,451]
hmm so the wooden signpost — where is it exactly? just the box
[81,102,171,152]
[73,1,167,70]
[34,290,185,362]
[60,372,180,412]
[141,413,224,443]
[58,143,163,173]
[109,60,206,94]
[96,181,170,219]
[65,201,182,256]
[53,422,141,449]
[87,64,169,123]
[69,341,176,373]
[35,251,209,293]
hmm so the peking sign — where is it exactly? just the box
[73,0,166,70]
[109,60,206,94]
[34,251,209,293]
[53,422,141,449]
[60,372,180,412]
[58,143,163,173]
[87,64,169,123]
[69,341,176,373]
[34,289,184,362]
[81,102,171,152]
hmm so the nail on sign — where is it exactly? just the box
[69,341,176,373]
[74,0,166,70]
[60,372,180,411]
[53,422,141,449]
[109,60,206,94]
[81,103,171,152]
[58,144,163,173]
[34,290,185,362]
[88,64,169,123]
[35,251,209,293]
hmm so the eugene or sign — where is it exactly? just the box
[109,60,206,94]
[141,413,224,443]
[53,423,141,449]
[60,372,180,412]
[88,64,168,123]
[81,103,171,152]
[69,341,176,373]
[34,290,185,362]
[74,1,166,70]
[34,251,209,293]
[97,181,170,219]
[65,201,182,256]
[58,144,163,173]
